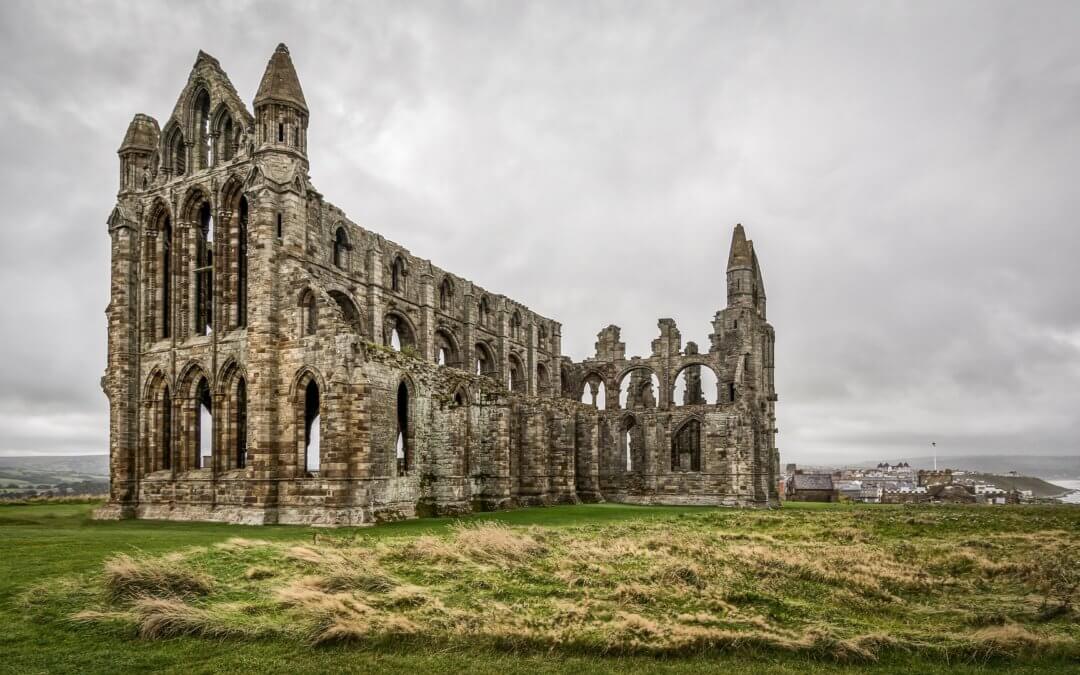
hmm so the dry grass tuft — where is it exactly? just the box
[103,554,213,601]
[244,566,276,580]
[966,624,1062,658]
[215,537,271,551]
[451,522,548,565]
[652,560,705,589]
[310,613,420,646]
[131,597,263,639]
[285,546,325,564]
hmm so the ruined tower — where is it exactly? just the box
[97,45,778,526]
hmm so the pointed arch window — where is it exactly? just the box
[172,132,186,176]
[161,385,172,471]
[195,89,211,168]
[303,379,320,473]
[235,377,247,469]
[195,202,214,336]
[439,277,454,311]
[300,289,317,336]
[622,416,638,473]
[536,362,550,395]
[508,354,526,393]
[333,227,349,269]
[478,295,491,328]
[236,197,249,328]
[161,215,172,339]
[671,419,702,472]
[221,116,235,161]
[510,311,522,339]
[391,255,407,293]
[195,377,213,470]
[396,381,411,475]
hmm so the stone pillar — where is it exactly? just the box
[419,268,435,361]
[574,410,601,502]
[101,214,140,516]
[241,189,286,522]
[462,287,475,374]
[366,246,383,344]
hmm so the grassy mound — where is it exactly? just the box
[24,507,1080,665]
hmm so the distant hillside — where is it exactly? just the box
[858,455,1080,480]
[961,473,1074,498]
[0,455,108,476]
[0,455,108,500]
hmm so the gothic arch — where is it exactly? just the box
[671,416,703,472]
[210,101,238,162]
[160,120,185,177]
[394,375,417,476]
[508,352,526,393]
[298,287,317,337]
[474,340,496,377]
[450,384,471,407]
[510,310,523,340]
[327,288,363,334]
[579,371,608,408]
[142,367,172,400]
[175,362,212,471]
[390,254,407,293]
[289,365,327,400]
[536,361,551,395]
[142,369,174,474]
[176,361,210,397]
[477,294,492,328]
[179,184,214,221]
[189,85,212,169]
[620,413,642,473]
[292,368,325,475]
[217,359,249,471]
[333,225,351,269]
[670,362,721,406]
[434,326,460,367]
[215,357,247,392]
[616,366,661,410]
[383,310,416,351]
[438,276,454,311]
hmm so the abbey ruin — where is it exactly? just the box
[97,45,779,526]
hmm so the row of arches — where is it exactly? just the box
[580,364,730,410]
[161,87,244,179]
[321,231,552,356]
[144,364,467,481]
[147,183,249,342]
[143,363,247,474]
[295,290,546,392]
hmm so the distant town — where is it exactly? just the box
[783,461,1077,505]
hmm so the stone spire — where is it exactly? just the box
[254,43,308,113]
[727,223,752,271]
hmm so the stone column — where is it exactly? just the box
[419,268,435,361]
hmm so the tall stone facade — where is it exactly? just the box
[96,45,779,526]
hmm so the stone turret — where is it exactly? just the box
[726,223,754,309]
[117,113,159,193]
[254,43,308,161]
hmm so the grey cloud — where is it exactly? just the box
[0,0,1077,462]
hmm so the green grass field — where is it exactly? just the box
[1,500,1077,674]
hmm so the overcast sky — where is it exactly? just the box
[1,1,1077,464]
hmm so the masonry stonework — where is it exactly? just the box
[97,45,779,526]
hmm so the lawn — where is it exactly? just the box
[1,500,1077,674]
